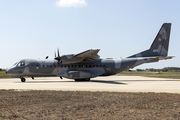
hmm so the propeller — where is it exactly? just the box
[55,48,62,77]
[54,48,61,61]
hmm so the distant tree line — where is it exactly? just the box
[0,68,6,71]
[136,67,180,72]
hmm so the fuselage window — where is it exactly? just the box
[54,64,105,68]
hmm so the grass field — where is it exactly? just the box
[0,71,11,78]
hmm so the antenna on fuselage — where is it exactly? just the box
[45,56,49,59]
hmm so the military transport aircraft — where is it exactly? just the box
[6,23,173,82]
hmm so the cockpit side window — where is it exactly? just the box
[17,63,21,66]
[21,62,25,66]
[17,61,25,67]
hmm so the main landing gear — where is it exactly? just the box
[74,78,90,82]
[21,77,26,82]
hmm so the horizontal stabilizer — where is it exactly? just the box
[145,56,174,63]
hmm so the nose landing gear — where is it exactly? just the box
[21,78,26,82]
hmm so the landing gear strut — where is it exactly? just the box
[21,78,26,82]
[74,78,90,82]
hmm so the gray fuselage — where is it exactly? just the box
[6,57,148,79]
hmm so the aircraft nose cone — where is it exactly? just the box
[6,69,9,74]
[6,68,12,75]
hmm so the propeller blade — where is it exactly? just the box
[57,48,60,57]
[54,48,61,61]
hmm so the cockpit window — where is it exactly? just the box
[13,62,18,66]
[17,61,25,67]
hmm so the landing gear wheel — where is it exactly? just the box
[21,78,26,82]
[86,78,90,81]
[74,79,80,82]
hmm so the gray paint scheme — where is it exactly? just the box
[6,23,173,82]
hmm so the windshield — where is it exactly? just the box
[13,62,18,66]
[11,61,25,68]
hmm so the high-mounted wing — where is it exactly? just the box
[59,49,100,64]
[74,49,100,60]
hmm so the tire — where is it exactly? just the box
[21,78,26,82]
[74,79,80,82]
[85,78,90,81]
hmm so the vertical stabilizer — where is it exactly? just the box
[128,23,171,58]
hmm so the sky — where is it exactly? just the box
[0,0,180,69]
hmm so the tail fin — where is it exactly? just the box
[128,23,171,58]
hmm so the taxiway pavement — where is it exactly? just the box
[0,76,180,93]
